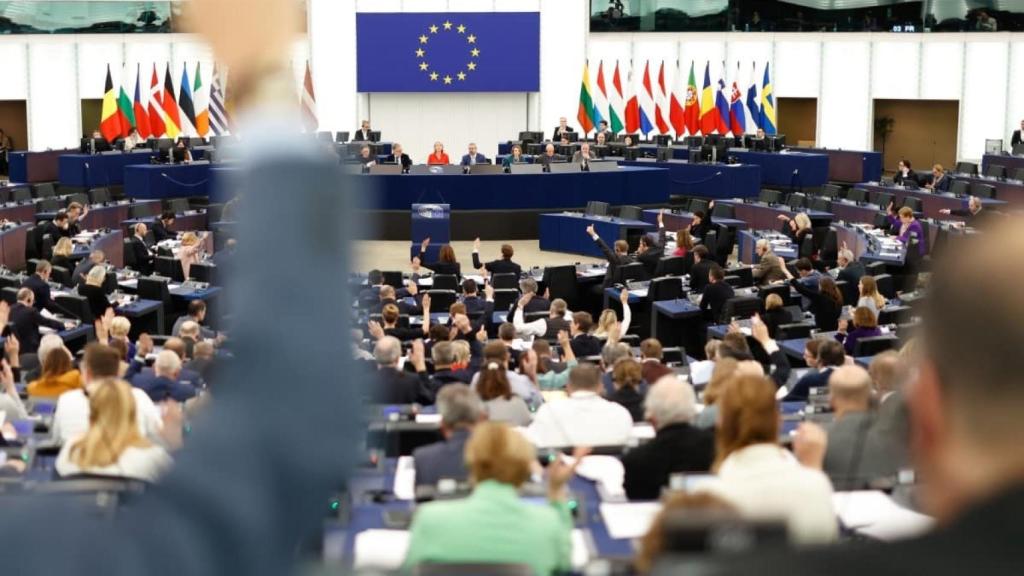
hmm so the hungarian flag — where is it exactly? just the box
[608,61,625,134]
[576,62,595,134]
[654,61,670,135]
[162,63,181,138]
[668,60,686,137]
[99,65,122,143]
[148,64,166,139]
[301,61,318,132]
[193,63,210,137]
[699,61,717,135]
[683,61,700,135]
[178,63,198,137]
[132,64,151,139]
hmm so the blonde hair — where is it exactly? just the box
[596,309,618,337]
[180,232,199,246]
[464,422,534,487]
[703,358,738,406]
[794,212,812,231]
[86,265,106,286]
[765,293,783,310]
[859,276,886,310]
[69,379,151,469]
[53,237,74,257]
[109,316,131,339]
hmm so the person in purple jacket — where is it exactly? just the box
[887,203,927,256]
[835,306,884,356]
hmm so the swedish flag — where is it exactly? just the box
[760,62,776,135]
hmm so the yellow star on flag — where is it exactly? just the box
[419,62,429,71]
[430,72,439,81]
[443,75,452,85]
[467,62,477,71]
[457,71,466,81]
[415,48,425,57]
[457,24,466,33]
[443,21,452,30]
[470,48,480,57]
[467,34,476,43]
[419,35,428,44]
[429,24,438,33]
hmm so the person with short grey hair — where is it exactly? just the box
[600,342,633,395]
[372,337,432,405]
[621,375,714,499]
[836,246,866,297]
[428,340,470,393]
[412,384,485,490]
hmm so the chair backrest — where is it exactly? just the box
[189,262,215,283]
[689,198,709,216]
[50,264,71,287]
[39,197,61,213]
[871,191,893,211]
[617,205,642,221]
[127,203,151,219]
[0,188,10,204]
[711,203,735,219]
[33,183,56,198]
[722,296,763,323]
[668,195,692,211]
[969,182,996,199]
[649,276,685,301]
[984,164,1006,179]
[88,187,111,204]
[56,293,95,324]
[1014,167,1024,182]
[154,256,184,282]
[654,256,687,277]
[425,289,457,311]
[615,262,648,284]
[11,186,32,203]
[949,179,969,197]
[490,273,518,289]
[798,234,815,259]
[713,224,734,265]
[542,265,578,308]
[818,229,838,264]
[757,283,791,306]
[702,230,719,263]
[758,189,783,205]
[40,234,55,261]
[66,193,89,207]
[873,273,896,299]
[955,161,977,176]
[775,322,814,340]
[853,335,900,357]
[585,200,610,216]
[380,271,404,288]
[821,184,843,198]
[808,197,832,212]
[0,287,18,305]
[846,188,867,203]
[492,288,518,311]
[902,196,922,213]
[167,198,190,214]
[878,306,913,326]
[787,193,807,210]
[432,274,459,291]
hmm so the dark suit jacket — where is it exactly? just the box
[79,283,111,319]
[689,259,713,293]
[152,220,174,243]
[413,428,471,489]
[837,261,866,299]
[635,229,667,278]
[762,307,792,339]
[894,169,917,186]
[374,366,433,405]
[622,423,714,500]
[594,236,636,288]
[932,173,952,192]
[552,126,575,141]
[570,334,603,358]
[427,369,471,394]
[822,410,879,490]
[471,253,522,277]
[22,274,66,316]
[791,278,842,331]
[503,297,550,324]
[416,251,460,277]
[608,386,645,422]
[690,212,714,241]
[130,372,198,402]
[10,302,64,354]
[387,153,413,170]
[1013,129,1022,148]
[700,281,735,322]
[354,129,376,142]
[459,153,487,166]
[783,367,834,402]
[753,252,787,285]
[129,236,153,273]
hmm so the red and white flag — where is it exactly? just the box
[301,61,318,132]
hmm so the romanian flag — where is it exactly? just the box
[576,62,596,134]
[699,61,717,135]
[162,63,181,139]
[116,68,136,138]
[760,62,777,135]
[682,61,700,135]
[133,64,151,139]
[99,65,122,143]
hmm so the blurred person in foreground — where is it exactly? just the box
[0,1,360,573]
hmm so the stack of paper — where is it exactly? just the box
[599,502,663,540]
[832,491,934,541]
[392,456,416,501]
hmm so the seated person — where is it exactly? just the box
[130,350,198,403]
[821,365,879,489]
[10,288,70,354]
[27,343,82,398]
[475,343,532,427]
[370,336,432,405]
[526,364,634,447]
[761,293,790,339]
[568,311,603,358]
[783,338,846,402]
[926,163,951,192]
[79,266,112,319]
[459,143,487,166]
[470,340,540,410]
[471,237,522,276]
[885,204,927,257]
[777,212,812,245]
[608,358,645,422]
[403,422,579,574]
[412,384,484,491]
[835,306,883,356]
[128,223,154,274]
[51,237,75,270]
[699,264,735,322]
[571,142,596,167]
[55,378,174,482]
[357,145,376,172]
[501,145,526,168]
[386,142,413,172]
[512,295,571,341]
[752,239,786,285]
[416,237,461,276]
[639,338,673,384]
[538,143,562,170]
[427,141,450,165]
[893,158,916,186]
[152,211,176,243]
[426,341,470,393]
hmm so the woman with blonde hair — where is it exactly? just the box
[27,345,82,398]
[858,275,886,315]
[178,232,202,280]
[55,378,173,482]
[51,236,75,270]
[404,422,584,574]
[108,315,136,360]
[80,265,112,320]
[778,211,813,244]
[592,292,631,341]
[700,375,837,545]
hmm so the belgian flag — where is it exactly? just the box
[99,65,122,143]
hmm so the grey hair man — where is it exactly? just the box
[412,384,485,490]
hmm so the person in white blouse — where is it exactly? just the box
[526,363,634,448]
[56,378,175,483]
[698,374,838,545]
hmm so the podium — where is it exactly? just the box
[410,203,451,261]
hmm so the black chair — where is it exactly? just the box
[721,296,763,323]
[492,288,518,311]
[50,265,72,288]
[722,275,743,288]
[873,273,896,299]
[167,197,190,214]
[757,283,791,306]
[758,189,783,205]
[11,186,32,203]
[615,262,647,284]
[0,188,10,203]
[154,256,185,282]
[902,196,922,213]
[775,322,815,340]
[189,262,216,283]
[702,230,719,264]
[984,164,1006,179]
[380,271,403,288]
[649,276,684,301]
[542,265,579,309]
[712,224,734,266]
[954,161,977,176]
[425,289,457,311]
[66,193,89,207]
[865,261,887,276]
[688,198,709,216]
[711,203,735,219]
[128,203,152,219]
[122,239,137,269]
[969,182,996,199]
[33,183,56,198]
[853,335,900,356]
[818,229,838,268]
[846,188,867,204]
[787,193,807,210]
[820,184,843,199]
[24,227,41,261]
[872,212,890,230]
[88,187,111,204]
[878,306,913,326]
[56,294,95,324]
[808,197,832,212]
[1014,167,1024,182]
[40,234,54,260]
[669,195,692,210]
[871,191,893,211]
[585,201,610,216]
[137,275,172,308]
[798,235,815,260]
[490,273,518,289]
[0,287,18,305]
[949,180,969,197]
[617,205,642,221]
[654,256,688,277]
[432,274,459,291]
[38,197,62,213]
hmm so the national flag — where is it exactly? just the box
[593,60,610,132]
[99,65,122,143]
[209,65,231,136]
[654,61,670,135]
[746,61,761,131]
[148,64,166,139]
[699,61,717,135]
[608,61,625,134]
[576,62,595,133]
[624,64,640,134]
[193,63,209,137]
[715,63,731,134]
[682,61,700,135]
[729,61,747,136]
[761,62,777,135]
[178,63,198,137]
[116,66,137,138]
[668,60,686,137]
[162,63,181,138]
[302,61,319,132]
[133,64,151,139]
[637,60,655,135]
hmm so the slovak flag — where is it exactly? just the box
[729,61,747,135]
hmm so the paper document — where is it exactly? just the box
[392,456,416,501]
[630,423,656,441]
[600,502,663,540]
[414,413,442,424]
[571,455,626,498]
[832,491,934,542]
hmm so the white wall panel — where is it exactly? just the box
[309,0,357,133]
[124,39,172,100]
[871,39,920,99]
[28,40,79,150]
[0,41,28,100]
[677,38,725,80]
[1005,40,1024,148]
[920,39,963,100]
[539,0,586,134]
[960,40,1008,160]
[819,39,871,151]
[494,0,539,11]
[773,39,819,97]
[77,38,123,99]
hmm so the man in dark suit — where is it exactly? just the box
[622,377,713,499]
[699,264,735,323]
[22,260,73,317]
[152,210,176,243]
[1012,118,1023,148]
[689,202,715,241]
[372,336,433,404]
[130,349,198,402]
[569,311,603,358]
[129,223,154,274]
[635,227,668,278]
[9,288,67,354]
[939,196,990,228]
[413,384,483,491]
[38,212,71,242]
[504,278,549,324]
[427,342,471,394]
[586,224,636,288]
[552,117,575,141]
[538,143,563,171]
[783,338,845,401]
[471,238,522,277]
[458,143,487,167]
[386,142,413,172]
[836,247,866,291]
[460,279,493,317]
[688,245,714,294]
[353,120,376,142]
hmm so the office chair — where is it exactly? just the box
[542,265,579,309]
[88,187,111,204]
[954,161,977,176]
[425,289,457,311]
[489,273,518,290]
[189,262,216,283]
[66,193,89,207]
[335,132,350,143]
[723,275,743,288]
[0,188,10,203]
[381,271,404,288]
[689,198,710,216]
[820,184,843,199]
[1014,167,1024,182]
[984,164,1006,179]
[871,191,893,211]
[711,203,735,219]
[787,193,807,210]
[969,182,996,199]
[137,275,172,309]
[167,198,190,214]
[615,262,648,284]
[122,239,137,270]
[50,264,72,287]
[702,230,719,263]
[668,195,692,211]
[57,294,95,324]
[0,287,18,305]
[775,322,815,341]
[38,197,62,213]
[758,283,792,307]
[818,229,838,268]
[878,306,913,326]
[154,256,185,282]
[431,274,459,291]
[873,273,896,299]
[38,234,54,262]
[721,296,763,323]
[26,259,39,276]
[809,198,832,212]
[585,201,610,216]
[11,186,32,203]
[949,180,969,197]
[492,288,518,311]
[649,276,685,301]
[713,224,734,266]
[617,205,642,221]
[798,235,815,260]
[853,335,900,357]
[902,196,923,213]
[33,183,56,199]
[846,188,867,204]
[864,260,886,276]
[758,189,783,205]
[654,256,688,277]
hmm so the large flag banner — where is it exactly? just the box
[668,60,685,137]
[683,61,700,135]
[133,64,152,139]
[162,63,181,139]
[699,61,717,135]
[116,66,136,138]
[715,63,731,134]
[355,12,539,92]
[302,61,319,132]
[148,64,166,139]
[624,64,640,134]
[194,63,210,137]
[637,60,655,135]
[746,61,761,131]
[761,62,777,135]
[576,62,595,134]
[654,61,670,135]
[178,63,198,137]
[729,61,747,136]
[593,60,609,131]
[608,61,625,134]
[209,65,231,136]
[100,65,121,143]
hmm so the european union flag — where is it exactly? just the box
[356,12,539,93]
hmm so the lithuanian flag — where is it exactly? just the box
[576,63,595,134]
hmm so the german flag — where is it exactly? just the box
[162,63,181,138]
[99,65,122,143]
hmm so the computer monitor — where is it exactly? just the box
[985,139,1004,155]
[335,131,350,143]
[688,148,702,164]
[171,147,188,164]
[767,135,786,152]
[685,136,704,148]
[752,137,767,151]
[623,147,641,161]
[656,147,673,162]
[653,134,672,147]
[700,144,715,163]
[592,145,609,159]
[705,134,720,146]
[565,132,579,142]
[368,130,382,142]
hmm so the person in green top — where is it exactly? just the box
[522,330,578,391]
[403,421,588,574]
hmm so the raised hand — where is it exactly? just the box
[367,320,385,340]
[585,224,596,237]
[421,292,431,310]
[473,237,481,252]
[619,288,630,305]
[657,209,664,226]
[138,333,154,356]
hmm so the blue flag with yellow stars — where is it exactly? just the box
[356,12,539,92]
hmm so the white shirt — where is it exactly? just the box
[52,388,163,445]
[470,369,542,409]
[699,443,838,545]
[526,390,634,448]
[55,441,172,482]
